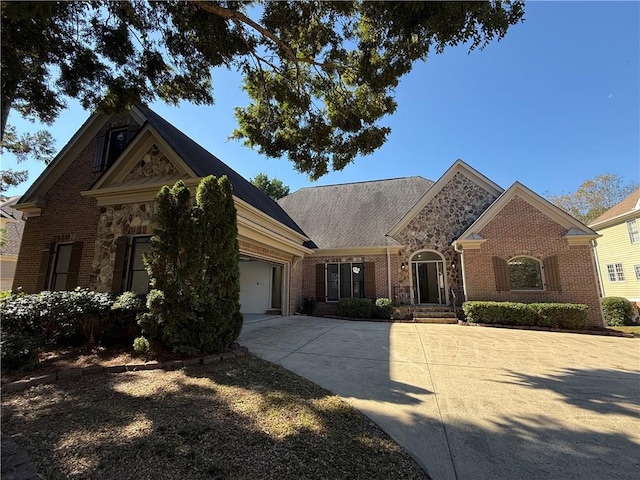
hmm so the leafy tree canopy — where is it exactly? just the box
[1,0,524,180]
[547,173,639,225]
[251,172,290,200]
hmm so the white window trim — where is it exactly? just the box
[627,219,640,244]
[634,264,640,281]
[606,262,626,282]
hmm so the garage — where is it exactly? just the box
[239,257,284,315]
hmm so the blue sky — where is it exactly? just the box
[4,1,639,198]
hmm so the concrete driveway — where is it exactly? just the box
[240,316,640,480]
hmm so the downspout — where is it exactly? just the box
[590,239,606,327]
[590,239,604,297]
[453,241,468,300]
[386,247,392,299]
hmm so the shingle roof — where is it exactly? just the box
[278,177,434,249]
[0,196,25,256]
[589,187,640,227]
[137,106,305,236]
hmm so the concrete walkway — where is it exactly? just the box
[240,316,640,480]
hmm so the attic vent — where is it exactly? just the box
[93,124,139,173]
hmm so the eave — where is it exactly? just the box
[309,246,403,256]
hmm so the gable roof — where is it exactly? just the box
[387,159,504,237]
[588,187,640,229]
[278,177,434,249]
[16,105,305,236]
[455,182,600,248]
[132,106,305,236]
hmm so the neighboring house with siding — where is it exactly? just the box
[589,187,640,305]
[12,107,604,326]
[0,196,25,291]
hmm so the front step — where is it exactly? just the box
[413,317,458,324]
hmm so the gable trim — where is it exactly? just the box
[387,159,504,237]
[16,112,111,213]
[456,182,601,248]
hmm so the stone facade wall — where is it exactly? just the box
[93,203,155,292]
[123,145,178,181]
[392,172,499,301]
[463,196,603,326]
[13,113,141,292]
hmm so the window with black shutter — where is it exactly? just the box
[93,124,139,173]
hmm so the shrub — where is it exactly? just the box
[338,298,373,318]
[601,297,637,326]
[375,298,393,319]
[301,297,317,315]
[133,336,150,354]
[529,303,588,329]
[463,301,589,329]
[462,301,536,326]
[0,289,116,370]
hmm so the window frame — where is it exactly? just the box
[325,262,365,302]
[634,264,640,281]
[507,256,545,291]
[606,263,626,282]
[627,219,640,244]
[126,236,152,294]
[50,243,73,291]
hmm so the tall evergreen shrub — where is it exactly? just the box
[138,176,242,354]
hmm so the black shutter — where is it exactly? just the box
[111,236,129,292]
[93,131,107,172]
[35,243,55,291]
[543,255,562,292]
[315,264,325,301]
[65,241,83,289]
[492,256,510,292]
[364,262,376,298]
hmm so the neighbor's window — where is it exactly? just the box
[508,257,543,290]
[326,263,364,301]
[51,243,73,291]
[635,264,640,281]
[127,237,151,294]
[606,263,625,282]
[627,219,640,244]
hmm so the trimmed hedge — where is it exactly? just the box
[463,301,589,329]
[338,298,373,318]
[601,297,637,326]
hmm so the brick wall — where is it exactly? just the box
[463,196,603,326]
[297,253,391,315]
[14,114,137,293]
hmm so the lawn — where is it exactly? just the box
[608,325,640,338]
[1,356,428,480]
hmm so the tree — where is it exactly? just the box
[1,126,56,193]
[2,1,524,180]
[138,175,242,354]
[251,172,290,200]
[547,173,639,225]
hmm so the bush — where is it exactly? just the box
[133,336,150,354]
[338,298,373,318]
[529,303,588,329]
[301,297,316,315]
[1,289,116,370]
[375,298,393,319]
[601,297,637,326]
[462,301,589,329]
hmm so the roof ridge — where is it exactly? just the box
[291,176,432,192]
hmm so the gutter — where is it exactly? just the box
[386,247,392,299]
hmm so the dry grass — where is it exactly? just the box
[608,326,640,337]
[1,356,428,480]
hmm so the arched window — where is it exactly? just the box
[508,257,543,290]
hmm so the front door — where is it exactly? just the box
[411,252,446,305]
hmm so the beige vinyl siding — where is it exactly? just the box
[595,216,640,300]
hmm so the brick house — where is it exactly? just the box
[13,107,604,326]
